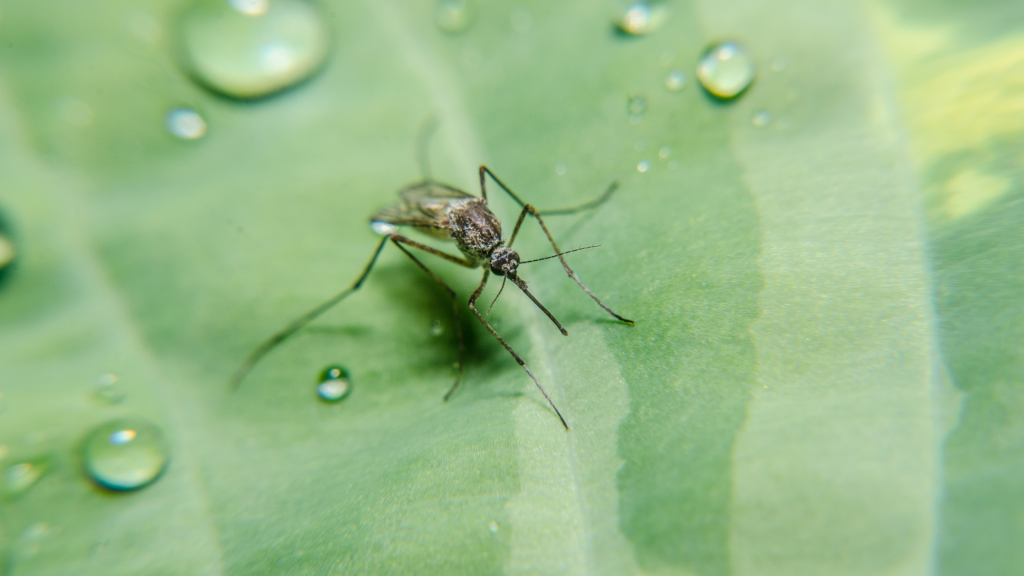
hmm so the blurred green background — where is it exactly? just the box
[0,0,1021,574]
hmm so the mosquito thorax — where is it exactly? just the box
[489,247,520,277]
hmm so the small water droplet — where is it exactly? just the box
[751,109,771,127]
[370,221,398,235]
[696,41,755,100]
[658,145,671,158]
[613,1,667,35]
[4,459,47,496]
[175,0,331,99]
[667,159,680,170]
[82,419,168,491]
[165,107,207,140]
[664,68,687,91]
[634,139,647,151]
[93,373,125,405]
[430,319,444,337]
[510,6,532,33]
[0,444,9,459]
[627,92,647,124]
[488,520,499,534]
[56,97,94,127]
[317,365,352,402]
[770,55,789,72]
[435,0,474,34]
[637,160,651,173]
[554,162,567,175]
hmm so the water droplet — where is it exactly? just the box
[175,0,331,99]
[637,160,651,173]
[0,444,9,459]
[510,6,532,33]
[370,221,398,235]
[317,365,352,402]
[56,97,94,127]
[435,0,474,34]
[0,230,15,278]
[430,319,444,337]
[554,162,567,175]
[664,68,687,91]
[770,55,789,72]
[613,1,667,35]
[488,520,499,534]
[751,109,771,127]
[82,419,168,491]
[165,107,207,140]
[658,145,671,158]
[627,92,647,124]
[93,373,126,405]
[667,159,680,170]
[634,139,647,151]
[4,459,47,496]
[696,41,755,100]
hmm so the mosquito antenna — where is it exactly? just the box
[416,115,439,182]
[487,276,508,314]
[520,244,601,265]
[509,275,568,336]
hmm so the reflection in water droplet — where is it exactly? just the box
[317,365,352,402]
[176,0,331,99]
[658,146,671,158]
[370,221,398,235]
[627,92,647,124]
[510,6,532,33]
[489,520,499,534]
[637,160,651,173]
[554,162,567,175]
[165,107,207,140]
[613,1,667,35]
[435,0,474,34]
[430,319,444,337]
[770,55,789,72]
[665,68,686,91]
[93,373,126,405]
[751,109,771,127]
[83,419,168,491]
[696,41,755,100]
[4,460,46,496]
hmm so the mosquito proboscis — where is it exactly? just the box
[231,140,633,429]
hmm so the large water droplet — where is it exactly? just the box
[317,365,352,402]
[165,107,208,140]
[435,0,474,34]
[612,1,667,35]
[175,0,331,99]
[696,41,755,100]
[82,419,168,491]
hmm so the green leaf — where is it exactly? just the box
[0,0,1020,575]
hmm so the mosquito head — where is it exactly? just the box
[489,246,520,277]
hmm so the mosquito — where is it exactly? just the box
[231,152,633,430]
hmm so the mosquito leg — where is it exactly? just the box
[468,270,569,430]
[539,181,619,216]
[480,165,634,325]
[388,237,466,401]
[231,236,390,389]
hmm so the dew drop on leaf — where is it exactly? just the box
[612,1,667,36]
[627,92,647,124]
[751,109,771,127]
[0,210,15,286]
[430,319,444,337]
[93,373,126,405]
[165,107,207,140]
[82,419,169,491]
[434,0,474,34]
[317,365,352,402]
[664,68,686,91]
[637,160,651,173]
[696,41,755,100]
[4,459,47,497]
[175,0,331,99]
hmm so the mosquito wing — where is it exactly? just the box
[371,181,475,239]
